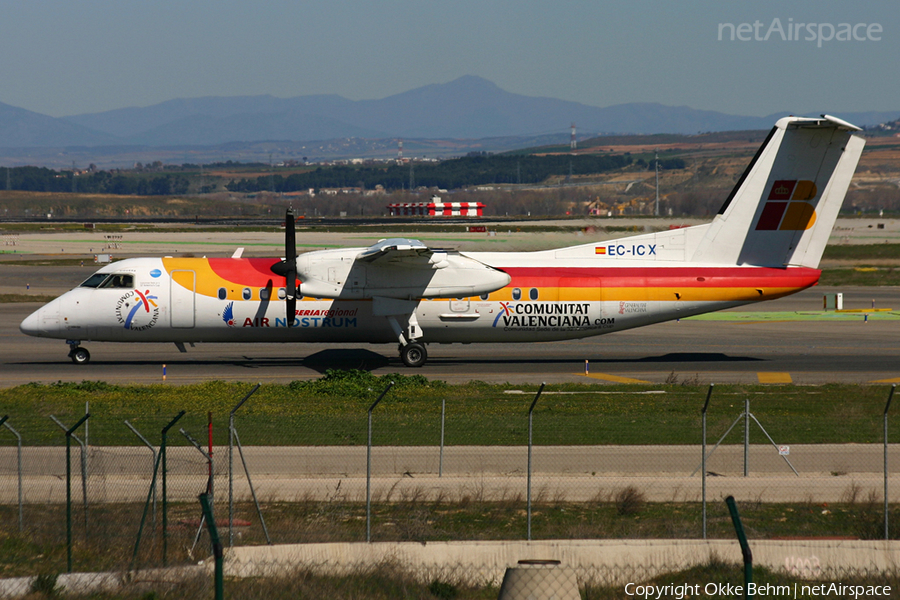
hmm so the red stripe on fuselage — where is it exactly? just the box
[501,266,821,288]
[207,258,284,287]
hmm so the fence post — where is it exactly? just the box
[52,415,89,530]
[64,413,90,573]
[743,399,750,477]
[125,421,158,528]
[527,383,545,542]
[161,411,185,566]
[0,416,23,533]
[701,384,714,540]
[885,385,895,541]
[367,381,394,543]
[725,495,753,598]
[0,415,25,533]
[439,398,446,478]
[229,383,263,547]
[199,493,224,600]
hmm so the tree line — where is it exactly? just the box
[1,166,190,196]
[225,153,633,193]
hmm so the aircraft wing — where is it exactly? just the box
[356,238,441,264]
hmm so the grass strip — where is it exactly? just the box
[1,375,897,446]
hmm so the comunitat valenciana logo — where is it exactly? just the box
[718,18,882,48]
[115,290,160,331]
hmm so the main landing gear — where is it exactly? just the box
[67,341,90,364]
[386,311,428,368]
[399,342,427,368]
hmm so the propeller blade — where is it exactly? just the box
[286,267,297,326]
[269,209,299,326]
[284,208,296,265]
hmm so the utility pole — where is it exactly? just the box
[654,149,660,217]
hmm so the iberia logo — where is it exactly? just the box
[115,290,160,331]
[222,301,236,327]
[755,180,818,231]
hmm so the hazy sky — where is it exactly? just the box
[1,0,897,118]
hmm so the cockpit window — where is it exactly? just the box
[80,273,110,288]
[81,273,133,289]
[100,274,133,288]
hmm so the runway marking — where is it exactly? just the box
[581,373,651,384]
[871,377,900,384]
[757,372,792,383]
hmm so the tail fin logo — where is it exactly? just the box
[755,180,818,231]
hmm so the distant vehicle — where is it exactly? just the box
[21,116,865,367]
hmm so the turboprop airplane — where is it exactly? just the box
[20,115,865,367]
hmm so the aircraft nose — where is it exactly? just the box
[19,307,43,336]
[20,299,60,337]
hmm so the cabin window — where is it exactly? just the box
[98,274,133,289]
[529,288,539,301]
[259,288,270,301]
[242,287,252,300]
[480,293,489,301]
[217,288,227,300]
[512,288,522,301]
[278,288,286,299]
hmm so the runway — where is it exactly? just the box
[3,285,900,387]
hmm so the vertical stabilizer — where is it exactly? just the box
[691,116,865,267]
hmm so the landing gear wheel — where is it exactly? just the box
[400,343,427,368]
[70,347,90,364]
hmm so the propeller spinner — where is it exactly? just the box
[270,208,298,325]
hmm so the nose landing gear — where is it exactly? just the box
[67,341,90,364]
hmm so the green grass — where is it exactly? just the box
[819,266,900,286]
[823,244,900,260]
[0,375,897,447]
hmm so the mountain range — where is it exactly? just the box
[1,75,898,150]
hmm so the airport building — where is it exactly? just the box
[387,196,484,217]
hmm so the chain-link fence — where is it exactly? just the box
[2,383,900,597]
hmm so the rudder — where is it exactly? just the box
[691,115,865,268]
